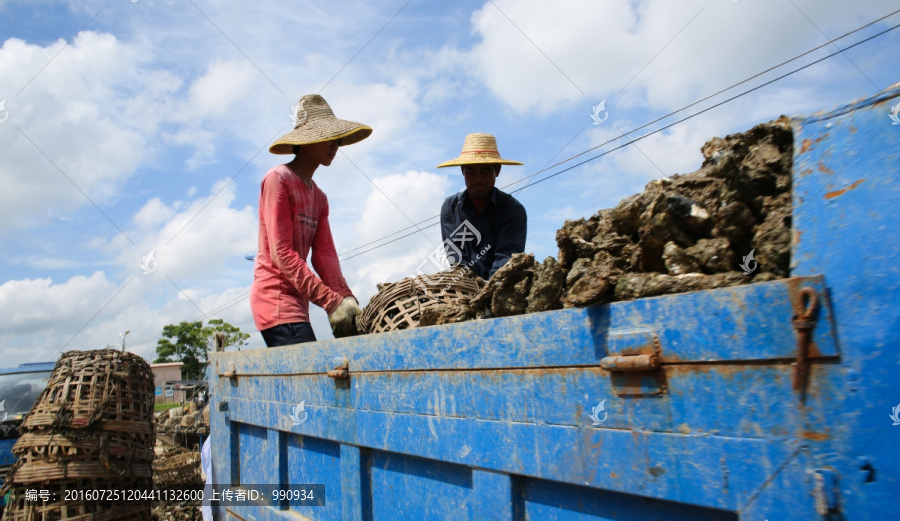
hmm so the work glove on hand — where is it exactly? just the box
[328,297,362,338]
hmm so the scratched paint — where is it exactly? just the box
[790,84,900,521]
[824,179,865,199]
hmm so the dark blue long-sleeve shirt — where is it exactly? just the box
[439,188,527,279]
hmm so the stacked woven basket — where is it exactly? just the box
[1,349,156,521]
[357,267,482,333]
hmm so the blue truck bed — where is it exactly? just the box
[208,85,900,521]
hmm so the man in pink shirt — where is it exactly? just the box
[250,94,371,346]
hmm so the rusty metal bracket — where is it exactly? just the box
[792,287,818,398]
[327,357,350,379]
[600,354,660,372]
[601,333,666,396]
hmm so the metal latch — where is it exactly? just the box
[600,354,660,371]
[327,357,350,379]
[792,287,818,401]
[601,331,665,396]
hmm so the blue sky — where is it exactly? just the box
[1,0,899,364]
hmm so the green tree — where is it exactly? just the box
[154,319,250,380]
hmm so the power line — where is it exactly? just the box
[510,19,900,193]
[503,6,900,190]
[336,10,900,261]
[55,9,900,357]
[341,221,441,261]
[125,291,251,351]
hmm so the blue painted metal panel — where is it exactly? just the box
[210,279,836,520]
[0,438,16,468]
[514,477,737,521]
[791,85,900,521]
[339,444,360,521]
[0,362,55,375]
[208,85,900,520]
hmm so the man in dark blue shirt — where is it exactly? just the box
[437,133,527,279]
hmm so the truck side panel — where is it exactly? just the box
[209,86,900,520]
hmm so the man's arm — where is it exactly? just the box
[489,198,527,278]
[262,175,344,315]
[311,198,355,303]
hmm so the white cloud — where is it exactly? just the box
[3,0,899,362]
[345,170,451,302]
[0,174,262,362]
[0,271,114,336]
[0,269,260,363]
[184,60,256,119]
[0,33,145,234]
[466,0,898,115]
[110,179,257,289]
[132,197,175,231]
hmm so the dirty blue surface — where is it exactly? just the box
[208,86,900,521]
[790,84,900,520]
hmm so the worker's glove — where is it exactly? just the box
[328,297,362,338]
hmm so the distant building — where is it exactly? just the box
[150,362,184,405]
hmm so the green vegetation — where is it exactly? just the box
[153,319,250,380]
[154,402,183,412]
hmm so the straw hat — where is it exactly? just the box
[269,94,372,154]
[436,133,523,168]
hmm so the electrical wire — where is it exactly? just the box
[76,10,900,352]
[124,291,252,351]
[510,20,900,193]
[335,9,900,260]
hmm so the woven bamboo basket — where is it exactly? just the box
[357,267,482,334]
[153,448,200,487]
[1,349,156,521]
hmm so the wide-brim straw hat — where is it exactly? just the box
[270,94,372,154]
[436,133,523,168]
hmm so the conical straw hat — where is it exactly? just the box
[270,94,372,154]
[436,133,523,168]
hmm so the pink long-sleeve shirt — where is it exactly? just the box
[250,164,354,331]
